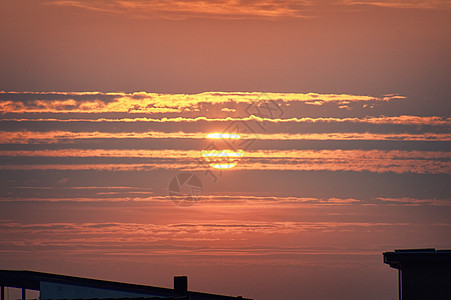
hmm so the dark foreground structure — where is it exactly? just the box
[383,249,451,300]
[0,270,251,300]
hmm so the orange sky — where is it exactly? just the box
[1,2,450,100]
[1,2,451,300]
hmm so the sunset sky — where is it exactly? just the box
[1,1,450,300]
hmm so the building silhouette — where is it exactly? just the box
[383,249,451,300]
[0,270,251,300]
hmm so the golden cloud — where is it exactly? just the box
[47,0,313,19]
[0,91,402,114]
[3,115,448,126]
[1,130,449,144]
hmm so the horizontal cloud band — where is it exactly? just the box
[1,149,449,174]
[3,115,449,125]
[0,91,404,114]
[1,130,450,143]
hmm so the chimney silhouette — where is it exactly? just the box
[174,276,188,293]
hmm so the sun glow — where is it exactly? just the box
[201,149,244,169]
[202,133,244,169]
[206,133,241,139]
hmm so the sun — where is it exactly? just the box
[202,133,244,169]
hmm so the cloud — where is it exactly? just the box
[45,0,451,20]
[0,130,206,143]
[1,148,449,159]
[247,132,451,141]
[1,218,438,262]
[46,0,314,19]
[0,149,202,158]
[0,220,417,244]
[1,149,449,174]
[0,91,401,114]
[376,197,451,206]
[342,0,451,9]
[2,194,448,210]
[0,194,361,206]
[1,130,449,144]
[0,163,189,172]
[3,115,449,126]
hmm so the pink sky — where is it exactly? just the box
[1,1,450,300]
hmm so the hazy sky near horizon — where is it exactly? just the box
[1,1,451,300]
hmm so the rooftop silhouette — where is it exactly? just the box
[383,248,451,300]
[0,270,251,300]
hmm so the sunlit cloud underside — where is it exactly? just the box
[0,149,449,174]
